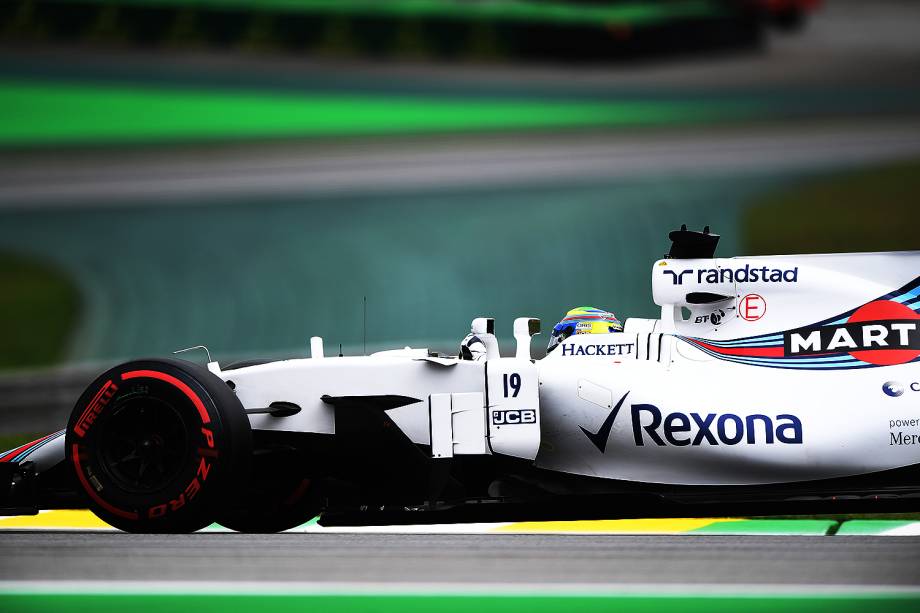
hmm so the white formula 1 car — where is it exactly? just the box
[2,227,920,532]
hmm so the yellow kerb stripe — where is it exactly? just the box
[0,512,742,534]
[0,509,112,529]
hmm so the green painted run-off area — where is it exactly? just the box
[2,593,920,613]
[0,79,758,146]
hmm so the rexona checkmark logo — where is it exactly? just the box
[579,392,629,453]
[580,393,803,451]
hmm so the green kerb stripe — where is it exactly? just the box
[691,519,838,535]
[836,520,919,535]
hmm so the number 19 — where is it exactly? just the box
[503,373,521,398]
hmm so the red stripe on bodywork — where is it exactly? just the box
[71,443,139,520]
[0,432,55,462]
[691,339,785,358]
[121,370,210,424]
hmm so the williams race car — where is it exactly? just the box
[3,227,920,532]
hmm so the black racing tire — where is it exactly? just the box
[65,358,251,533]
[217,454,323,534]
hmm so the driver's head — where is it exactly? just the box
[547,306,623,354]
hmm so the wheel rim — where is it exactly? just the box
[98,395,190,494]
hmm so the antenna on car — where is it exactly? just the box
[173,345,212,363]
[363,296,367,356]
[339,343,343,357]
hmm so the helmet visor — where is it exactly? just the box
[547,323,575,354]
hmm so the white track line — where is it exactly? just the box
[2,580,920,596]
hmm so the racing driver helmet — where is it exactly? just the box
[547,306,623,354]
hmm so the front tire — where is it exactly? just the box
[66,358,251,533]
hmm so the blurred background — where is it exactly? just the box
[0,0,919,438]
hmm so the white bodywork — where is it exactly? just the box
[208,251,920,487]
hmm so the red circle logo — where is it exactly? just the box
[739,294,766,322]
[847,300,920,366]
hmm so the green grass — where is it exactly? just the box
[46,0,724,26]
[0,433,42,452]
[743,159,920,255]
[0,252,80,370]
[0,78,759,147]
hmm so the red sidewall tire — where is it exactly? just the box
[65,358,251,533]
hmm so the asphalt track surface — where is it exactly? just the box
[2,122,920,208]
[1,532,919,590]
